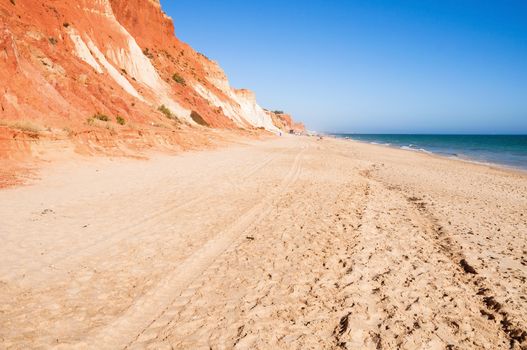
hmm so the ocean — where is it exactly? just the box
[331,134,527,171]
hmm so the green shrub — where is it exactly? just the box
[143,48,154,59]
[190,111,209,127]
[158,105,173,119]
[197,52,210,61]
[116,116,126,125]
[172,73,186,85]
[93,113,110,122]
[0,120,41,134]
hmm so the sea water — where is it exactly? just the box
[332,134,527,171]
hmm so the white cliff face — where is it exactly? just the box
[106,38,162,91]
[69,26,143,100]
[193,82,279,132]
[104,27,191,122]
[194,62,279,132]
[233,90,279,131]
[87,39,143,100]
[193,83,246,126]
[69,1,192,123]
[68,29,103,73]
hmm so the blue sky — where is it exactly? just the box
[160,0,527,134]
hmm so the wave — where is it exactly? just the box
[331,134,527,171]
[401,145,432,154]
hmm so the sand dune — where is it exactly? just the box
[0,136,526,349]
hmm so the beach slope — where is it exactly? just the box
[0,137,526,349]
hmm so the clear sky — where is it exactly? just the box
[159,0,527,134]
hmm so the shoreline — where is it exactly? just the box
[331,134,527,174]
[1,136,526,348]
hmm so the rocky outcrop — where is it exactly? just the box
[0,0,302,154]
[268,111,305,134]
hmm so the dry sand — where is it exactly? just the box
[0,136,526,349]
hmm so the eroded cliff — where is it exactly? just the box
[0,0,303,181]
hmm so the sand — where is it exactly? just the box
[0,136,526,349]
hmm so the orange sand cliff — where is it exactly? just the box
[268,111,306,134]
[0,0,303,186]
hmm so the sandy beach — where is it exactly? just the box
[0,136,526,349]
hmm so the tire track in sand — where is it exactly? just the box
[365,163,526,348]
[12,152,280,283]
[347,166,519,349]
[77,143,307,349]
[401,191,527,348]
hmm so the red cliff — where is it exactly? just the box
[268,111,306,134]
[0,0,304,184]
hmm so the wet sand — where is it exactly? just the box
[0,136,526,349]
